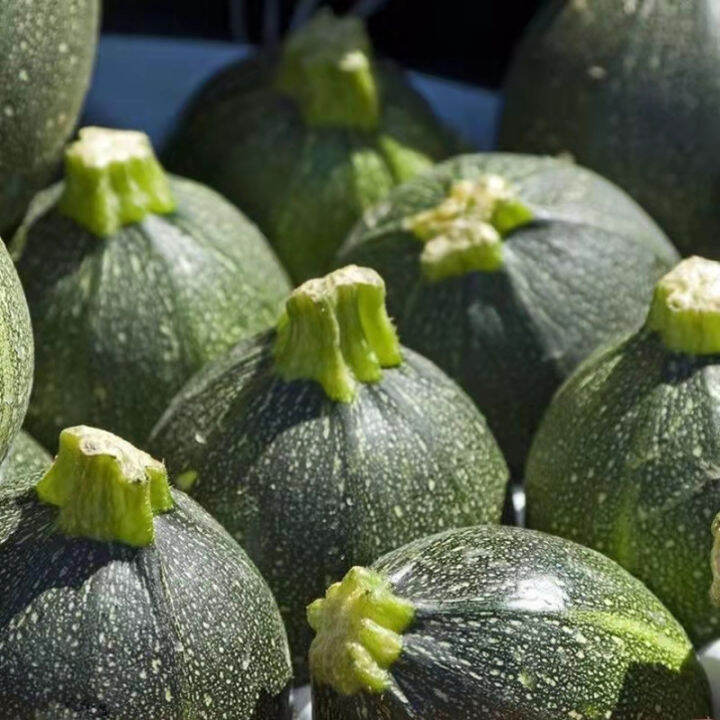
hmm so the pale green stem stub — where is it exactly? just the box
[36,426,174,547]
[712,512,720,607]
[273,265,402,402]
[307,566,415,695]
[404,175,533,282]
[276,10,380,130]
[646,256,720,356]
[58,126,175,237]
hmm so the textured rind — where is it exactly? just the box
[163,53,455,283]
[0,487,292,719]
[149,333,509,680]
[339,153,678,471]
[312,526,711,719]
[526,328,720,647]
[499,0,720,257]
[0,239,34,465]
[14,176,291,449]
[0,0,100,235]
[0,431,51,501]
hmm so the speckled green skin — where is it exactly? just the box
[312,526,711,718]
[339,153,678,472]
[0,485,292,719]
[14,177,291,450]
[0,432,51,500]
[0,240,33,465]
[163,53,455,283]
[0,0,99,236]
[149,333,509,680]
[526,328,720,647]
[499,0,720,257]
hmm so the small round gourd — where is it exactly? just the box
[500,0,720,257]
[164,10,455,283]
[0,0,100,235]
[339,153,679,471]
[0,237,33,465]
[150,265,509,679]
[308,526,711,718]
[14,127,291,448]
[0,426,292,718]
[0,431,51,500]
[527,256,720,646]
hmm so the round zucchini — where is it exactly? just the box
[527,256,720,646]
[150,265,509,679]
[0,425,292,719]
[164,10,455,283]
[0,0,99,235]
[499,0,720,257]
[14,127,291,449]
[309,525,711,718]
[0,431,51,500]
[339,153,678,471]
[0,237,33,465]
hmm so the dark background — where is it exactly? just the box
[101,0,544,87]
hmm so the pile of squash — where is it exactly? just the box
[1,2,720,718]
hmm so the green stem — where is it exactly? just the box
[276,10,380,130]
[58,126,175,237]
[307,566,415,695]
[404,176,533,282]
[273,265,402,402]
[712,512,720,607]
[36,426,174,547]
[646,256,720,355]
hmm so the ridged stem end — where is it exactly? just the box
[58,127,175,237]
[646,256,720,356]
[274,265,402,402]
[36,426,174,547]
[711,512,720,606]
[276,10,379,130]
[404,176,533,282]
[308,566,415,695]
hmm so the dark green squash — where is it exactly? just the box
[499,0,720,257]
[163,10,455,283]
[149,265,509,680]
[527,256,720,646]
[14,126,291,449]
[338,153,678,471]
[308,525,711,718]
[0,431,51,500]
[0,0,100,236]
[0,425,292,719]
[0,237,33,465]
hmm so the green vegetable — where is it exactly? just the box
[339,153,678,471]
[163,10,455,283]
[0,0,100,235]
[527,256,720,646]
[309,526,711,718]
[14,126,291,449]
[0,426,292,718]
[150,265,509,679]
[500,0,720,257]
[0,431,51,500]
[0,236,33,465]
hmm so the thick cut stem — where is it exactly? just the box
[273,265,401,402]
[36,426,174,547]
[58,127,175,237]
[646,256,720,355]
[276,10,379,130]
[307,566,415,695]
[712,512,720,607]
[404,176,533,282]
